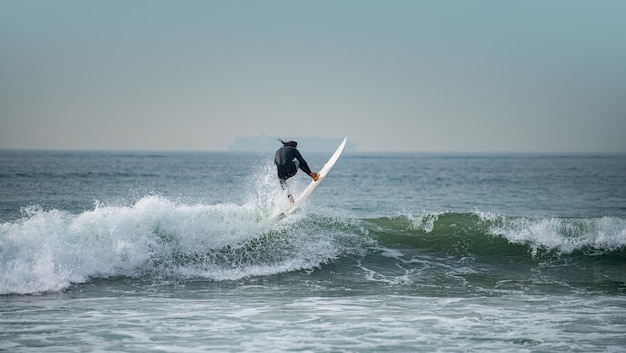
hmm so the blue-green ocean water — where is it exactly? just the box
[1,150,625,352]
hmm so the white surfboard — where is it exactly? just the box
[283,137,348,215]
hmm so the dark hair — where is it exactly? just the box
[277,138,297,148]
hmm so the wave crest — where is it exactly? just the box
[0,196,365,295]
[367,211,626,257]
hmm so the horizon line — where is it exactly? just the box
[1,147,625,155]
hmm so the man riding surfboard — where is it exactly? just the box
[274,139,319,203]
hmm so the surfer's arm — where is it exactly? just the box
[294,150,319,181]
[294,150,312,174]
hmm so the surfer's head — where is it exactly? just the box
[278,139,297,148]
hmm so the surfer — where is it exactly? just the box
[275,139,319,203]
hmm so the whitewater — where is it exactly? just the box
[1,150,625,352]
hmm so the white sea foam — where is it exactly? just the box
[406,210,445,233]
[0,195,360,295]
[476,210,626,254]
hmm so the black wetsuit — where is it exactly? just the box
[274,146,313,183]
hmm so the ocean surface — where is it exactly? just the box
[1,150,625,352]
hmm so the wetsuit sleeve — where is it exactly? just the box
[294,149,313,175]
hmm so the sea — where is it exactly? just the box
[1,150,625,352]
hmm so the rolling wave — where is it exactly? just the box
[365,211,626,257]
[1,196,624,295]
[0,196,366,295]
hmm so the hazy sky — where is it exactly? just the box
[1,0,625,152]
